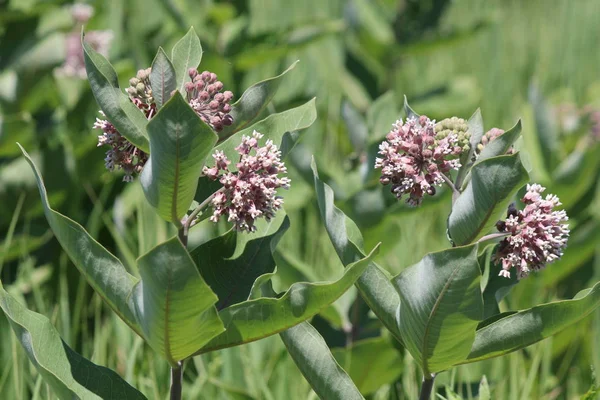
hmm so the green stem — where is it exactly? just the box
[170,361,183,400]
[179,188,224,247]
[419,373,436,400]
[440,173,460,204]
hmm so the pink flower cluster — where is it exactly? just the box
[202,131,290,232]
[375,115,463,206]
[495,184,569,279]
[94,112,148,182]
[185,69,234,132]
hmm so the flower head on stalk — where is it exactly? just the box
[375,115,463,206]
[494,184,569,279]
[202,131,290,232]
[94,67,234,181]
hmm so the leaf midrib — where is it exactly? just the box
[421,264,461,375]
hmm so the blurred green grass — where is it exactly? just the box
[1,0,599,398]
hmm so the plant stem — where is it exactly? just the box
[440,173,460,204]
[419,374,436,400]
[477,232,510,243]
[179,188,224,248]
[170,362,183,400]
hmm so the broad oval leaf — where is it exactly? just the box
[140,92,218,224]
[83,35,149,152]
[150,47,177,109]
[171,27,203,93]
[393,244,483,375]
[132,237,224,364]
[448,154,529,246]
[463,281,600,363]
[189,213,289,310]
[312,158,402,341]
[195,244,379,353]
[280,322,364,400]
[218,61,299,137]
[0,285,146,400]
[19,145,142,337]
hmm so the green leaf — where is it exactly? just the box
[392,244,483,375]
[219,61,298,136]
[478,376,491,400]
[455,108,484,189]
[196,244,379,353]
[171,27,203,93]
[83,35,149,153]
[403,95,419,119]
[132,237,224,365]
[367,91,399,144]
[477,120,522,163]
[140,92,218,224]
[463,281,600,363]
[342,100,368,152]
[448,154,529,246]
[480,245,518,319]
[19,145,142,337]
[331,337,403,395]
[528,84,559,173]
[0,285,146,400]
[280,322,364,400]
[189,213,289,310]
[149,47,177,109]
[312,158,402,341]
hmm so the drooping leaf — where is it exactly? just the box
[331,337,403,395]
[463,281,600,363]
[140,92,218,224]
[280,322,364,400]
[195,245,379,353]
[393,244,483,375]
[528,84,559,173]
[132,237,224,365]
[19,145,142,337]
[82,35,149,152]
[189,213,289,310]
[219,61,299,136]
[312,158,402,341]
[448,154,529,246]
[551,142,600,209]
[171,27,203,93]
[0,285,146,400]
[149,47,177,109]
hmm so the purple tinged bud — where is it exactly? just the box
[188,68,198,79]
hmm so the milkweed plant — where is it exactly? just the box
[1,25,599,400]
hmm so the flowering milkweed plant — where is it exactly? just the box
[0,28,387,400]
[302,100,599,399]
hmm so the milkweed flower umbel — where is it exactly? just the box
[375,115,463,206]
[94,67,233,181]
[202,131,290,232]
[495,184,570,279]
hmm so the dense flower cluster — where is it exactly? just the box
[476,127,514,154]
[94,67,233,181]
[56,4,113,79]
[185,69,234,132]
[434,117,471,154]
[375,115,463,206]
[94,112,148,182]
[495,184,569,279]
[202,131,290,232]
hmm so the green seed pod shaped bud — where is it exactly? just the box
[136,82,146,93]
[129,78,140,87]
[434,117,471,154]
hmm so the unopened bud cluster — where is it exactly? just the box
[476,128,513,154]
[435,117,471,154]
[95,66,233,181]
[185,69,234,132]
[494,184,569,279]
[202,131,290,232]
[375,115,463,207]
